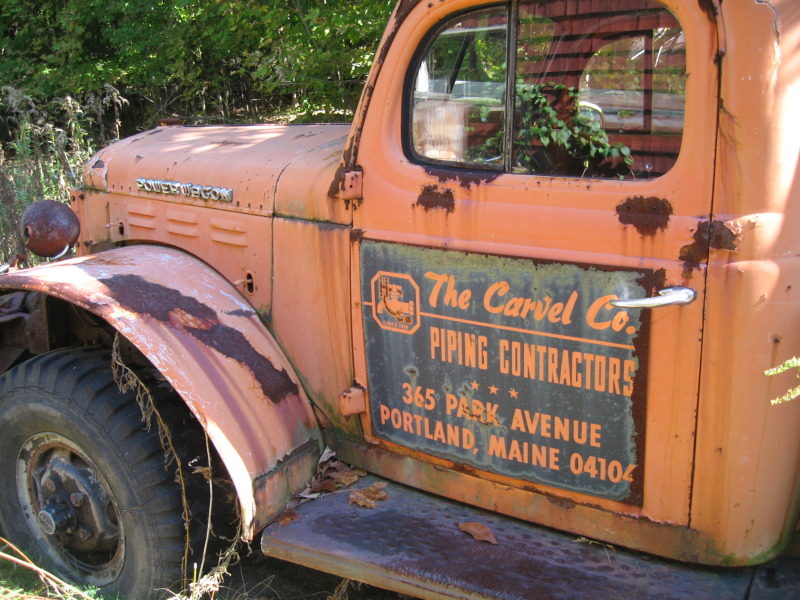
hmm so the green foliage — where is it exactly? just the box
[243,0,395,121]
[0,548,42,598]
[0,0,169,97]
[515,83,632,177]
[0,0,395,125]
[0,2,397,260]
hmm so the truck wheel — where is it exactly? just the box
[0,348,187,599]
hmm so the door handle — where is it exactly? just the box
[609,286,696,309]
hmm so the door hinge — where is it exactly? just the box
[339,170,363,202]
[339,387,366,416]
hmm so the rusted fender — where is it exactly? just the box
[0,244,322,539]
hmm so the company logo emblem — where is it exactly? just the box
[371,272,420,334]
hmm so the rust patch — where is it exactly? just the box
[327,163,361,207]
[416,185,455,213]
[100,274,299,403]
[679,220,740,277]
[395,0,422,18]
[225,308,257,318]
[708,220,740,251]
[169,307,214,331]
[546,495,577,510]
[616,196,673,236]
[327,163,347,199]
[77,253,137,267]
[331,0,423,181]
[696,0,719,23]
[383,1,424,65]
[424,166,501,190]
[625,266,665,507]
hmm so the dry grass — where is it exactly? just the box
[0,86,103,264]
[0,538,99,600]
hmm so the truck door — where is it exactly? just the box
[350,0,717,528]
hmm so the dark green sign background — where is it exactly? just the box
[360,240,652,503]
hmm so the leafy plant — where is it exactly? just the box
[0,0,395,126]
[514,82,632,177]
[244,0,395,122]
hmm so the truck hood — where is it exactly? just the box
[84,123,351,223]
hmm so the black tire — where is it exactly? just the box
[0,347,187,599]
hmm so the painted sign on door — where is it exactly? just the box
[361,241,656,503]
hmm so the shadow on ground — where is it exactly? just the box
[215,555,407,600]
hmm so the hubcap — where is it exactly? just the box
[18,432,124,584]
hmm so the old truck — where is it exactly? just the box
[0,0,799,598]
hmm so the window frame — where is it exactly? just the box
[402,0,686,180]
[402,1,512,172]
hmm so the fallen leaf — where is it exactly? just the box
[364,481,389,497]
[329,466,360,487]
[297,490,323,500]
[308,478,338,494]
[348,490,376,509]
[458,521,498,544]
[348,482,390,509]
[320,446,337,463]
[319,459,348,476]
[278,449,366,520]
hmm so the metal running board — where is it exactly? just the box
[261,476,769,600]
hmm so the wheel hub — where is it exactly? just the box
[36,499,75,535]
[18,432,124,581]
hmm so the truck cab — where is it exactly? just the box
[0,0,798,598]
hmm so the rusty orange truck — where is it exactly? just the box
[1,0,799,598]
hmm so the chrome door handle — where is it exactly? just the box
[610,286,696,309]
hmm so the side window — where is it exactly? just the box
[411,7,508,169]
[409,1,686,180]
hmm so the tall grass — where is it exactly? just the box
[0,88,123,597]
[0,86,125,264]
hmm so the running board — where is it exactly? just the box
[260,476,777,599]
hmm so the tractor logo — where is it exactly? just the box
[371,272,420,334]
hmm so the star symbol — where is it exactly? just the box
[509,388,519,399]
[471,381,480,390]
[489,385,498,395]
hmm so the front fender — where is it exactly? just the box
[0,245,322,539]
